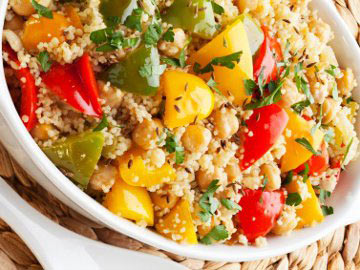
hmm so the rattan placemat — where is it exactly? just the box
[1,1,360,269]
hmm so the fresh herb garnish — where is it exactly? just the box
[36,51,52,72]
[144,21,162,46]
[325,65,337,77]
[244,79,257,96]
[124,8,143,32]
[286,192,302,206]
[179,47,186,68]
[160,57,181,67]
[198,180,220,222]
[342,137,354,168]
[319,189,331,203]
[207,77,223,96]
[199,225,228,245]
[295,137,320,155]
[162,27,174,42]
[294,62,314,103]
[93,114,109,131]
[220,199,241,211]
[193,51,242,74]
[211,1,224,14]
[31,0,53,18]
[139,46,166,87]
[283,171,293,185]
[346,97,354,104]
[321,205,334,216]
[163,129,185,165]
[291,100,311,114]
[299,162,309,182]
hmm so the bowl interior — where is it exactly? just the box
[1,0,360,262]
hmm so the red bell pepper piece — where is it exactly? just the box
[238,104,289,171]
[41,53,102,118]
[237,189,285,242]
[253,26,283,84]
[2,43,38,131]
[294,142,329,176]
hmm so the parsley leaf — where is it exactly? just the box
[295,137,320,155]
[207,77,223,96]
[319,189,331,203]
[144,22,162,46]
[321,205,334,216]
[294,62,314,103]
[245,79,283,110]
[162,27,174,42]
[31,0,53,18]
[124,8,143,32]
[299,162,309,182]
[283,171,293,185]
[161,57,181,67]
[139,46,166,87]
[325,65,337,77]
[93,114,109,131]
[200,225,228,245]
[193,51,242,74]
[211,1,224,15]
[244,79,257,96]
[90,28,139,52]
[220,199,241,211]
[179,47,186,68]
[163,129,185,165]
[342,137,354,168]
[36,51,52,72]
[198,180,220,222]
[291,100,310,114]
[286,192,302,206]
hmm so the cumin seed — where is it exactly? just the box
[293,26,300,34]
[175,96,182,101]
[185,167,192,173]
[128,159,133,169]
[174,105,181,113]
[283,19,291,23]
[306,62,316,68]
[184,82,189,91]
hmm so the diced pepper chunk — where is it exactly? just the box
[286,179,324,228]
[162,0,216,39]
[162,70,214,129]
[155,199,198,244]
[42,132,105,187]
[64,5,83,30]
[281,109,324,172]
[117,148,176,188]
[104,179,154,226]
[22,13,71,51]
[99,0,137,24]
[188,17,253,105]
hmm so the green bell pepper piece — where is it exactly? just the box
[42,132,105,187]
[162,0,217,39]
[99,0,137,25]
[240,14,264,56]
[103,45,165,96]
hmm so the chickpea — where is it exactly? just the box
[337,68,356,97]
[213,108,239,139]
[89,163,118,193]
[196,170,214,191]
[132,118,163,150]
[197,217,215,237]
[224,162,241,183]
[158,28,186,57]
[181,125,212,153]
[260,163,281,191]
[31,124,55,141]
[10,0,52,16]
[150,185,178,211]
[272,205,298,235]
[277,79,303,108]
[4,15,24,32]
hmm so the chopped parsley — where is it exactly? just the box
[160,57,181,67]
[295,137,320,155]
[93,114,109,131]
[144,21,162,46]
[163,129,185,165]
[294,62,314,103]
[211,1,224,15]
[124,8,143,32]
[291,100,311,114]
[179,47,186,68]
[193,51,242,74]
[244,79,257,96]
[283,171,293,185]
[36,51,52,72]
[220,199,241,211]
[139,46,166,88]
[199,225,228,245]
[31,0,53,18]
[342,137,354,168]
[325,65,337,77]
[162,27,174,42]
[286,192,302,206]
[346,97,355,104]
[321,205,334,216]
[207,77,223,96]
[198,180,220,222]
[319,189,331,203]
[299,162,309,182]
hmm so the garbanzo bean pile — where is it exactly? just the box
[3,0,359,246]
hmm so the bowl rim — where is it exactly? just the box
[1,0,360,262]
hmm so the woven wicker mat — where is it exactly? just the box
[2,1,360,269]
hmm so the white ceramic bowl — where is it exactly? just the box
[1,0,360,262]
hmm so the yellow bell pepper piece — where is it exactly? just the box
[104,179,154,226]
[64,5,83,30]
[188,17,253,105]
[118,148,176,187]
[162,70,214,129]
[286,179,324,228]
[281,109,324,172]
[155,199,198,244]
[22,12,77,51]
